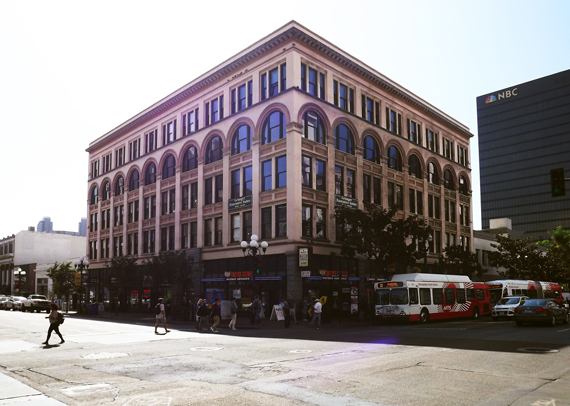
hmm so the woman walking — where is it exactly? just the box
[228,297,238,330]
[43,303,64,345]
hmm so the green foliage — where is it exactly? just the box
[335,202,431,278]
[437,245,484,279]
[537,226,570,281]
[142,251,193,292]
[46,261,75,302]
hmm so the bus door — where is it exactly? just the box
[408,286,420,316]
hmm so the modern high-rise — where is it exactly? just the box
[36,216,53,233]
[85,21,473,314]
[477,69,570,238]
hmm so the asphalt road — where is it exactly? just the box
[1,310,569,406]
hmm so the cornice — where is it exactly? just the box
[87,23,472,154]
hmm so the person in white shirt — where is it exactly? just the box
[154,298,170,334]
[310,298,322,328]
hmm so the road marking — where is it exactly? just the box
[189,347,223,351]
[82,352,129,359]
[557,328,570,332]
[289,350,312,353]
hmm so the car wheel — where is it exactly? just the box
[472,307,480,319]
[420,309,429,323]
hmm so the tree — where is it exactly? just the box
[436,245,484,279]
[105,256,140,309]
[46,261,75,307]
[335,202,431,279]
[142,251,193,307]
[537,226,570,281]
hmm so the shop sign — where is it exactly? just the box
[74,272,81,286]
[223,271,253,281]
[228,195,253,211]
[334,195,358,209]
[299,247,309,267]
[301,271,311,278]
[319,269,348,280]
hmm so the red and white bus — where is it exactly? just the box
[486,280,563,305]
[374,273,491,323]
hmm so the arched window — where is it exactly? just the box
[444,169,455,190]
[182,146,197,172]
[428,162,439,185]
[459,175,469,195]
[387,146,402,171]
[262,111,287,145]
[102,182,111,201]
[408,155,422,179]
[90,186,98,205]
[302,110,325,144]
[129,170,140,191]
[162,155,176,179]
[205,136,223,164]
[115,177,124,196]
[363,135,380,163]
[335,124,354,155]
[231,124,252,155]
[145,163,157,185]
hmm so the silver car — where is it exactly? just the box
[492,296,529,320]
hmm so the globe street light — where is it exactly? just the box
[73,257,90,313]
[240,234,268,275]
[14,267,26,295]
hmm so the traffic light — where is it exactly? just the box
[550,168,566,197]
[255,256,260,274]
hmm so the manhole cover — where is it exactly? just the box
[189,347,223,352]
[289,350,312,354]
[517,347,559,354]
[82,352,130,359]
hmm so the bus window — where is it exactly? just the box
[476,289,485,301]
[390,288,408,305]
[433,289,443,305]
[376,289,390,305]
[409,288,419,305]
[456,289,466,304]
[445,288,455,304]
[420,288,431,305]
[467,289,475,301]
[521,289,528,296]
[489,289,501,304]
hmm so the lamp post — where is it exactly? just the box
[424,234,433,273]
[240,235,268,287]
[14,267,26,295]
[73,257,90,313]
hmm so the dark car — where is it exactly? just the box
[514,298,569,326]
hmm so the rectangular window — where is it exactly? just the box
[386,108,402,135]
[182,108,199,135]
[333,80,354,113]
[128,233,138,255]
[181,223,189,249]
[205,178,213,205]
[206,95,223,126]
[243,211,252,242]
[363,174,371,203]
[91,160,100,178]
[458,145,468,166]
[429,195,440,219]
[190,221,197,248]
[467,289,475,301]
[302,155,312,187]
[215,217,223,245]
[231,213,241,243]
[143,229,156,254]
[281,63,286,92]
[190,182,198,209]
[388,182,403,210]
[168,226,175,251]
[435,230,442,254]
[204,219,212,247]
[362,96,376,123]
[276,204,287,237]
[145,130,158,154]
[102,153,112,173]
[114,205,124,226]
[261,207,272,239]
[89,240,97,259]
[160,227,168,251]
[269,67,279,96]
[335,165,344,196]
[261,73,267,101]
[420,288,431,305]
[275,155,287,188]
[215,174,223,203]
[457,288,466,304]
[162,119,177,145]
[373,177,381,205]
[243,166,252,196]
[262,160,272,191]
[161,191,168,215]
[182,185,189,211]
[315,159,326,192]
[316,207,326,238]
[427,129,438,152]
[115,146,125,167]
[231,169,240,199]
[443,138,454,160]
[346,169,355,198]
[433,289,444,305]
[302,204,312,237]
[445,288,455,305]
[409,189,423,215]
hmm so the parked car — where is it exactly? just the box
[5,296,28,311]
[22,294,51,313]
[514,298,569,326]
[492,296,529,320]
[0,296,9,310]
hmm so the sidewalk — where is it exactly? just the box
[0,372,66,406]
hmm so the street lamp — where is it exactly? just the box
[240,234,268,275]
[14,267,26,295]
[73,257,90,313]
[424,234,433,273]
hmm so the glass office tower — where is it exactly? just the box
[477,69,570,239]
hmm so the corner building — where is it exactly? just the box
[86,21,473,316]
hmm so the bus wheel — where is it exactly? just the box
[472,307,480,319]
[420,309,429,323]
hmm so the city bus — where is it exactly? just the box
[486,280,564,305]
[374,273,491,323]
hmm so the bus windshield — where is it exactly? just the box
[376,288,408,305]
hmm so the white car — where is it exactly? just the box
[492,296,529,320]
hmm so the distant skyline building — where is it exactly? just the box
[36,216,53,233]
[477,69,570,239]
[78,218,87,236]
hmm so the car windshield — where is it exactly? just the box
[524,299,548,306]
[505,297,523,305]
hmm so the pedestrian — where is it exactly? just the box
[195,299,203,331]
[43,302,64,345]
[154,298,170,334]
[210,297,221,333]
[287,294,297,324]
[197,299,209,332]
[228,297,238,331]
[303,296,312,321]
[252,295,262,326]
[310,298,322,329]
[282,299,291,328]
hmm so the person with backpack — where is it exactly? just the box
[43,302,64,345]
[228,297,238,331]
[197,299,209,333]
[210,297,221,333]
[154,298,170,334]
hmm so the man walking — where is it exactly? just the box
[154,298,170,334]
[197,299,209,332]
[228,297,238,330]
[210,297,221,333]
[310,298,322,329]
[287,294,297,324]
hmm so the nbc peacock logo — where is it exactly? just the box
[485,95,497,104]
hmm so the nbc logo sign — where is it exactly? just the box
[485,95,497,104]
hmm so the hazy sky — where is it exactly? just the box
[1,0,569,238]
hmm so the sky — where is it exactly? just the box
[1,0,569,238]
